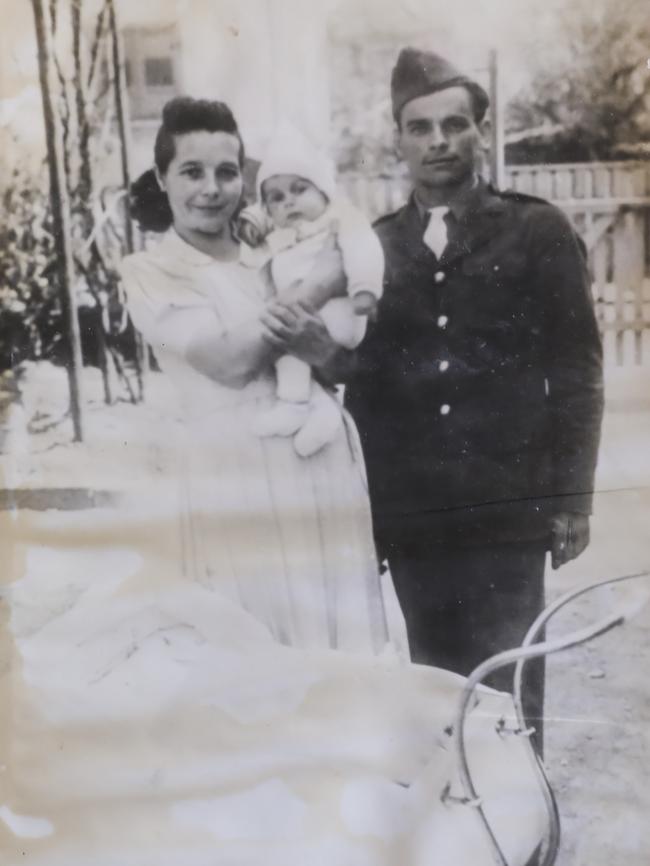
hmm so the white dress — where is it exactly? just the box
[0,235,545,866]
[119,229,393,655]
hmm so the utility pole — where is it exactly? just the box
[31,0,85,440]
[488,49,506,190]
[107,0,148,400]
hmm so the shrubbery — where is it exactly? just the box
[0,168,65,369]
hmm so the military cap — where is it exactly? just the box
[391,47,489,122]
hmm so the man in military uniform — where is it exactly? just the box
[344,48,604,739]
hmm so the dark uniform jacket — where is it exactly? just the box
[344,180,604,548]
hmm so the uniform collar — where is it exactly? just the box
[412,175,504,225]
[398,177,507,268]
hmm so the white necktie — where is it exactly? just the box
[423,206,449,259]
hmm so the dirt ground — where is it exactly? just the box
[2,361,650,865]
[543,383,650,866]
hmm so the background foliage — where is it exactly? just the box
[0,0,137,395]
[0,167,63,368]
[506,0,650,162]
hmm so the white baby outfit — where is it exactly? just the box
[246,124,384,457]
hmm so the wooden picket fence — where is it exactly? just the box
[340,161,650,366]
[508,162,650,367]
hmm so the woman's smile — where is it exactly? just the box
[159,130,244,241]
[193,201,226,213]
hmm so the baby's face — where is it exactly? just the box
[262,175,328,228]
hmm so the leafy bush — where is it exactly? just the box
[0,167,139,384]
[0,168,65,369]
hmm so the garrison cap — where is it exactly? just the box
[391,47,489,122]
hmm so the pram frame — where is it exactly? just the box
[453,570,650,866]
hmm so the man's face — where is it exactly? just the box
[396,86,488,191]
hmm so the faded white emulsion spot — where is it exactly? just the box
[0,806,54,839]
[341,776,414,839]
[171,778,306,840]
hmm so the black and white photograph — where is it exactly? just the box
[0,1,649,863]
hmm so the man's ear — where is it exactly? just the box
[154,167,166,192]
[478,117,491,154]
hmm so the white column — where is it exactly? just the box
[175,0,333,159]
[262,0,333,148]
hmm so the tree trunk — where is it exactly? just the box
[31,0,84,441]
[107,0,148,402]
[71,0,93,206]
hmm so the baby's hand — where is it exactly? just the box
[236,205,272,249]
[351,291,378,317]
[238,219,266,248]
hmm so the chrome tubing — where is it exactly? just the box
[453,569,650,866]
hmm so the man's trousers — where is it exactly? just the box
[386,533,547,753]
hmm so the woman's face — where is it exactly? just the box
[158,130,243,237]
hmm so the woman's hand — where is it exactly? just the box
[260,300,339,367]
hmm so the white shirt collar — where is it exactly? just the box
[159,228,256,269]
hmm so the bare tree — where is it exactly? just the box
[37,0,141,408]
[31,0,85,440]
[507,0,650,161]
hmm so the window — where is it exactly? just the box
[144,57,174,88]
[122,25,179,119]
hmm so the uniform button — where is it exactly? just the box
[437,315,448,328]
[439,360,450,372]
[434,270,445,283]
[440,403,451,415]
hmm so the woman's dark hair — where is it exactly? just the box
[154,97,245,174]
[129,97,245,233]
[128,168,174,233]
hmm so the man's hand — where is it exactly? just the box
[550,512,590,570]
[260,300,338,367]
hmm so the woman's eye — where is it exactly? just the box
[218,168,239,181]
[182,167,203,179]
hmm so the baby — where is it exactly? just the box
[239,123,384,458]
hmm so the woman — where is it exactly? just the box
[120,97,398,655]
[1,98,547,866]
